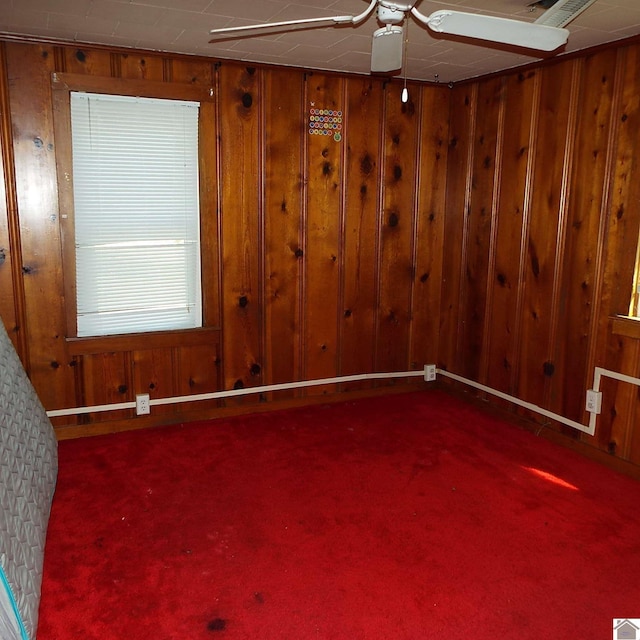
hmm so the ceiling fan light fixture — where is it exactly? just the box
[371,24,404,73]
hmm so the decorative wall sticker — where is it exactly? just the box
[308,104,343,142]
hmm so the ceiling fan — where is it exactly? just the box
[209,0,571,75]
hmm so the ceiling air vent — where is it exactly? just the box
[533,0,598,27]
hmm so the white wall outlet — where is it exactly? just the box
[585,389,602,414]
[136,393,150,415]
[424,364,437,382]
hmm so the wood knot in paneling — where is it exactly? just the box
[361,154,373,175]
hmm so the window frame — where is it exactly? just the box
[630,236,640,318]
[52,72,220,344]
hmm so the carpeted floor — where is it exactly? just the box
[39,390,640,639]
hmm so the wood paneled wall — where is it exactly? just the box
[2,37,640,472]
[440,45,640,469]
[0,41,446,437]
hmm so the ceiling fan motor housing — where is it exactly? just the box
[377,2,407,25]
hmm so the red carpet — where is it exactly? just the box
[39,390,640,639]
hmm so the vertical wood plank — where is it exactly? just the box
[303,73,344,393]
[119,52,165,80]
[171,58,214,86]
[627,372,640,466]
[199,95,221,329]
[552,51,616,422]
[132,348,176,416]
[81,352,133,422]
[516,61,573,406]
[175,341,221,413]
[459,77,502,381]
[595,46,640,455]
[602,334,640,458]
[486,70,538,395]
[263,68,304,397]
[62,46,114,76]
[439,83,475,373]
[410,84,449,370]
[6,42,76,409]
[218,64,263,395]
[602,45,640,318]
[0,44,19,347]
[0,131,14,334]
[376,84,419,374]
[173,336,220,396]
[340,76,383,387]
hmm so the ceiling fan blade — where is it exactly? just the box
[412,9,569,52]
[209,0,378,38]
[210,16,353,38]
[371,25,404,73]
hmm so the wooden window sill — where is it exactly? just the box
[66,326,220,355]
[611,315,640,339]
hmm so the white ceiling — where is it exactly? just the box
[1,0,639,84]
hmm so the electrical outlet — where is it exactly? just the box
[136,393,150,415]
[424,364,437,382]
[585,389,602,414]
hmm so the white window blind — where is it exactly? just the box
[70,92,202,337]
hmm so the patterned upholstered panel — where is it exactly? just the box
[0,322,58,640]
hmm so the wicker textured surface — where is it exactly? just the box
[0,322,58,640]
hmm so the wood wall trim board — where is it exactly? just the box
[611,316,640,339]
[66,326,221,355]
[51,71,215,101]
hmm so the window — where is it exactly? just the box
[69,92,201,337]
